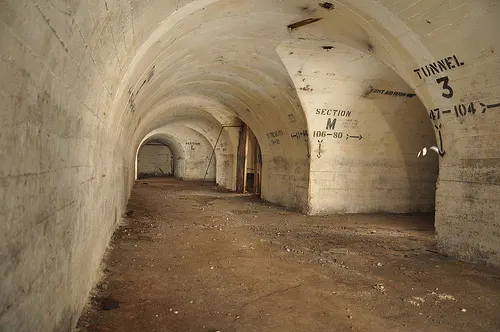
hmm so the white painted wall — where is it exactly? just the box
[278,41,438,214]
[137,144,174,176]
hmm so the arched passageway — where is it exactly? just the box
[1,0,499,331]
[137,141,174,178]
[136,125,218,181]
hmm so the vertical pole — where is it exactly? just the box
[203,127,224,182]
[243,126,249,193]
[203,125,242,183]
[236,124,248,193]
[255,143,262,196]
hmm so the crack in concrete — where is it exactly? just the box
[32,1,70,54]
[45,0,72,16]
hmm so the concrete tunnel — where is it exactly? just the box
[0,0,499,330]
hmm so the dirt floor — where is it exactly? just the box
[78,178,500,332]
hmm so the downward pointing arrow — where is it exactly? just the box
[438,130,445,156]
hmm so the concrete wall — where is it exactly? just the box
[278,41,438,214]
[137,144,174,176]
[0,1,130,331]
[212,126,239,190]
[340,0,500,266]
[1,0,499,331]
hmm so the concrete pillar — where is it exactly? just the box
[277,41,438,214]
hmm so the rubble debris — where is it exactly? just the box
[318,2,334,10]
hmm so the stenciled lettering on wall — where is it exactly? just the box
[413,55,464,80]
[217,142,228,152]
[313,130,343,138]
[311,109,359,140]
[267,130,284,139]
[326,117,336,130]
[343,118,358,129]
[413,54,465,99]
[290,130,308,139]
[185,142,200,151]
[413,55,468,158]
[367,85,416,98]
[421,54,500,124]
[288,113,297,123]
[267,129,284,145]
[313,131,363,140]
[312,117,343,138]
[270,139,281,145]
[429,101,500,120]
[315,108,352,117]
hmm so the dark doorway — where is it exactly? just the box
[236,123,261,196]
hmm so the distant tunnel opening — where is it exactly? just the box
[137,141,174,178]
[136,126,218,182]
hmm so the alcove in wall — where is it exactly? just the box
[137,141,174,178]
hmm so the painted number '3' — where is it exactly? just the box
[436,76,453,99]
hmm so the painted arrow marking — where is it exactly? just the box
[435,124,446,157]
[418,124,445,158]
[346,134,363,140]
[317,140,323,158]
[480,102,500,113]
[306,138,311,157]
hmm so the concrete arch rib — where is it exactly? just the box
[165,117,240,190]
[136,132,187,180]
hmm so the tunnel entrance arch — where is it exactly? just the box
[137,141,174,178]
[135,136,184,180]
